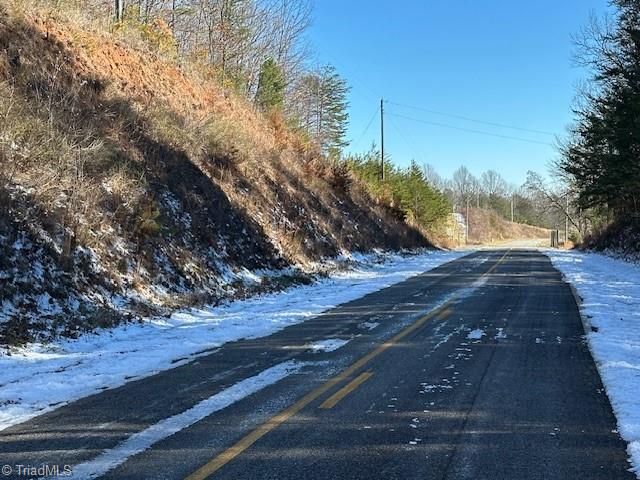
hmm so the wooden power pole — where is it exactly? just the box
[565,194,569,243]
[380,98,385,181]
[511,195,514,223]
[466,197,470,244]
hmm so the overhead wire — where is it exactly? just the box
[387,114,423,162]
[386,112,554,146]
[315,51,557,150]
[352,105,380,150]
[386,100,556,137]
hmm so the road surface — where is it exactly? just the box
[0,250,632,479]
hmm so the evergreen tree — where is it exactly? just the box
[318,65,349,159]
[293,65,350,159]
[346,151,450,230]
[255,57,285,112]
[561,0,640,218]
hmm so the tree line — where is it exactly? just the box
[344,145,564,237]
[83,0,350,158]
[347,149,451,231]
[559,0,640,235]
[422,164,562,230]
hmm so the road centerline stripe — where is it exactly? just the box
[185,250,510,480]
[319,371,373,409]
[184,298,455,480]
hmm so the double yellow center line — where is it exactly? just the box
[185,250,510,480]
[319,371,374,409]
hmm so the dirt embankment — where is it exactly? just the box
[0,5,431,344]
[466,208,550,245]
[579,219,640,261]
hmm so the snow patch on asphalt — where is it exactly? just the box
[467,328,486,340]
[431,322,467,352]
[461,256,489,272]
[545,249,640,476]
[359,321,380,331]
[0,249,471,431]
[55,360,302,480]
[309,338,349,352]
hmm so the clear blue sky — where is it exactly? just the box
[307,0,611,186]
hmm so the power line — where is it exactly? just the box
[381,98,385,180]
[317,51,556,149]
[352,105,380,149]
[387,113,422,161]
[320,53,381,103]
[386,100,556,137]
[387,112,554,146]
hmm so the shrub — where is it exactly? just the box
[114,5,177,58]
[346,149,450,231]
[135,197,162,241]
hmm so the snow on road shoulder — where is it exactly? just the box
[545,249,640,476]
[0,249,470,431]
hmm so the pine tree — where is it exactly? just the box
[561,0,640,218]
[292,65,349,159]
[318,65,349,159]
[255,57,285,112]
[346,152,450,229]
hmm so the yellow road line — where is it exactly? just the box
[319,371,373,409]
[487,249,509,274]
[184,250,509,480]
[185,303,453,480]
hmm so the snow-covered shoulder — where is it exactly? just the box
[545,249,640,476]
[0,249,469,431]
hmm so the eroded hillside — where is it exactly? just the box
[0,5,430,344]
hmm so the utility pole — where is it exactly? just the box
[115,0,124,21]
[451,200,456,243]
[380,98,385,181]
[510,195,514,223]
[466,197,470,244]
[565,194,569,244]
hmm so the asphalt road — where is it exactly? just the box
[0,249,633,479]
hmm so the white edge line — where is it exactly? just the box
[50,360,303,480]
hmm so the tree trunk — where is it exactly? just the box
[115,0,124,21]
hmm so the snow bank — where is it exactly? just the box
[545,249,640,475]
[0,249,468,431]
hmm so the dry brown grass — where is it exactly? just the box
[467,207,549,245]
[0,1,431,344]
[1,1,429,257]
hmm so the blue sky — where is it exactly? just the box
[307,0,611,186]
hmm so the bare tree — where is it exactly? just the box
[422,163,443,190]
[524,171,583,234]
[452,166,476,208]
[97,0,314,115]
[481,169,506,198]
